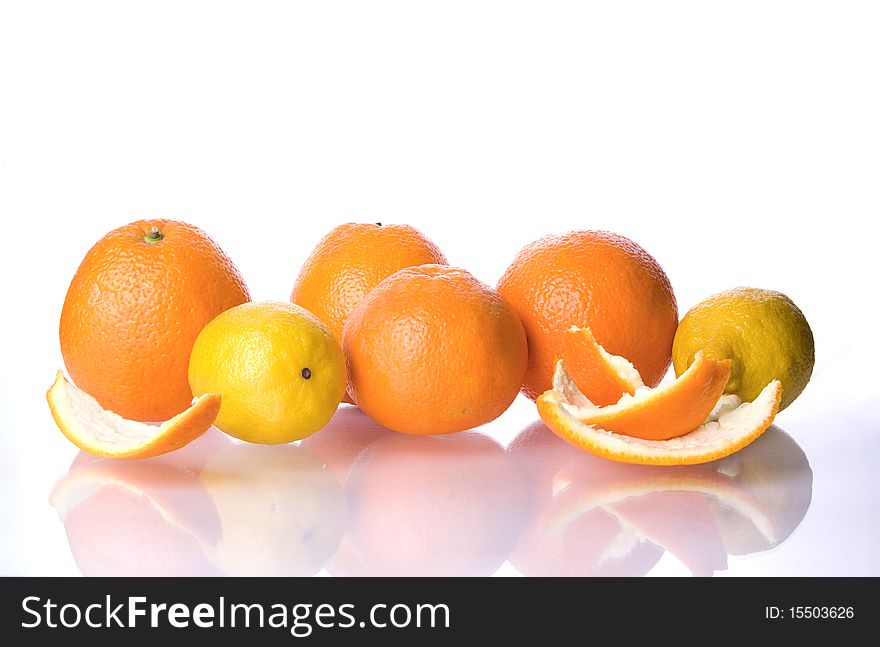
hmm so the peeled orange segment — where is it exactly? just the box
[47,371,221,459]
[537,361,782,466]
[563,326,644,406]
[561,351,731,441]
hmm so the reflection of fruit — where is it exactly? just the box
[508,420,578,512]
[508,426,662,576]
[199,443,345,576]
[514,502,663,577]
[301,408,394,576]
[612,491,727,576]
[508,420,812,576]
[538,360,781,465]
[291,223,447,404]
[708,427,813,554]
[563,351,731,441]
[189,302,346,444]
[563,326,644,406]
[344,265,528,435]
[60,220,249,421]
[47,371,220,459]
[50,436,228,576]
[673,287,814,410]
[497,230,678,400]
[345,432,526,575]
[301,407,393,484]
[546,457,729,576]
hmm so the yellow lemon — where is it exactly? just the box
[188,301,346,443]
[672,288,814,411]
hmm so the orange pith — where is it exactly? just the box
[563,326,644,406]
[47,371,221,459]
[564,352,731,441]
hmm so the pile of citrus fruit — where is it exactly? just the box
[48,219,814,466]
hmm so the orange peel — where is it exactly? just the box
[561,351,731,441]
[563,326,644,406]
[47,371,220,459]
[537,361,782,465]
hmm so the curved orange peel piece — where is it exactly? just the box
[537,361,782,466]
[562,351,731,441]
[47,371,221,459]
[563,326,644,406]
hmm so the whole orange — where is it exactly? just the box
[497,230,678,400]
[291,223,447,404]
[60,220,250,421]
[343,265,528,435]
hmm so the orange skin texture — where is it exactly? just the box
[343,265,528,435]
[291,223,447,404]
[60,220,250,421]
[571,355,732,441]
[497,230,678,400]
[563,327,641,406]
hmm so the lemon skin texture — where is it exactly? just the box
[189,301,346,443]
[672,288,814,411]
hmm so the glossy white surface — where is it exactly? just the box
[1,1,878,576]
[4,358,879,577]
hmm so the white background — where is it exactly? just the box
[0,1,878,576]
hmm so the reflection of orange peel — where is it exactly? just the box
[547,472,778,546]
[47,371,220,459]
[537,360,782,465]
[49,459,222,546]
[612,491,727,576]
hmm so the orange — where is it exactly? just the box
[47,371,221,459]
[497,230,678,400]
[60,219,249,421]
[343,265,528,435]
[291,223,447,403]
[537,359,782,465]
